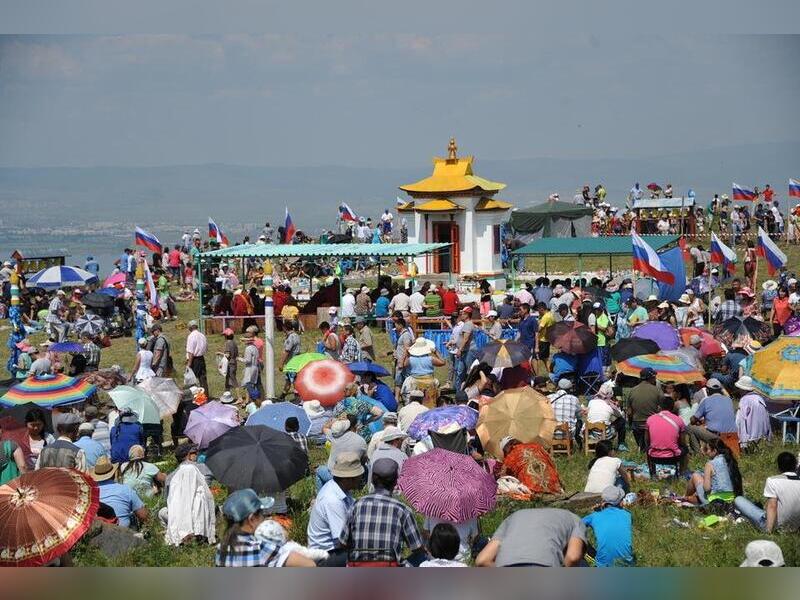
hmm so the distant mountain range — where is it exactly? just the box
[1,141,798,231]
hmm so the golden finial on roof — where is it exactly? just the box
[447,137,458,161]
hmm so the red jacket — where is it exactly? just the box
[442,290,459,315]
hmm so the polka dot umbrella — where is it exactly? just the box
[294,359,355,408]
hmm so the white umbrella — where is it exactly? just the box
[136,377,182,417]
[26,266,98,290]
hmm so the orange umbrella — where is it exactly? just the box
[679,327,724,357]
[476,386,556,459]
[0,468,99,566]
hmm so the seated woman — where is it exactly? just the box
[584,381,625,447]
[420,523,468,567]
[331,383,384,443]
[497,437,563,497]
[684,438,743,506]
[215,489,316,567]
[360,372,397,412]
[119,445,167,497]
[584,440,631,494]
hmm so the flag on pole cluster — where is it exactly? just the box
[134,226,162,253]
[283,207,296,243]
[142,259,158,306]
[710,232,737,274]
[789,178,800,199]
[732,183,757,201]
[757,226,787,275]
[339,202,359,222]
[632,231,675,285]
[208,217,230,247]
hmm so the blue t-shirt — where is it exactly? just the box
[518,315,539,350]
[582,507,634,567]
[74,435,108,468]
[375,297,390,318]
[372,381,397,412]
[694,393,737,433]
[98,481,144,528]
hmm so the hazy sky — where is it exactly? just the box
[0,34,798,167]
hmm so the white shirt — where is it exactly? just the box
[390,292,410,312]
[515,289,534,305]
[341,293,356,318]
[585,456,622,493]
[763,473,800,530]
[381,211,393,223]
[307,479,354,550]
[186,330,208,358]
[409,292,425,314]
[398,401,428,432]
[585,398,621,426]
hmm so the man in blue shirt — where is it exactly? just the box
[92,456,148,528]
[687,378,737,453]
[85,256,100,276]
[516,303,538,353]
[582,486,634,567]
[74,422,109,468]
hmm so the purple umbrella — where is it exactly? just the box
[407,405,479,441]
[184,401,240,449]
[632,321,680,351]
[397,449,497,522]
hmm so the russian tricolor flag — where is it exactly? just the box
[632,231,675,285]
[339,202,358,222]
[208,217,230,247]
[283,207,296,243]
[710,232,737,274]
[134,226,162,253]
[732,182,757,201]
[757,226,787,275]
[789,178,800,199]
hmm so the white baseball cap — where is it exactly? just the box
[740,540,785,567]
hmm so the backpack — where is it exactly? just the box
[0,440,20,485]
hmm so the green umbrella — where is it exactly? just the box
[108,385,161,425]
[284,352,326,374]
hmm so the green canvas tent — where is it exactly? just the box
[509,200,594,238]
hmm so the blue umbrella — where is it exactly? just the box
[49,342,84,353]
[26,266,98,290]
[97,287,121,297]
[245,402,311,436]
[346,361,390,377]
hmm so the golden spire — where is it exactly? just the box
[447,137,458,161]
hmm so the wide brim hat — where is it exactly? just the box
[91,456,118,482]
[408,337,435,357]
[734,376,755,392]
[762,280,778,291]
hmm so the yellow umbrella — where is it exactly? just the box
[745,336,800,403]
[476,386,556,459]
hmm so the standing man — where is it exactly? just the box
[354,317,375,361]
[149,324,171,377]
[278,321,301,399]
[587,302,611,365]
[392,318,415,402]
[47,289,67,342]
[185,320,209,396]
[80,332,102,373]
[85,256,100,277]
[515,303,538,361]
[341,288,356,319]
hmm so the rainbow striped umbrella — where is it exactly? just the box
[0,374,97,408]
[616,353,704,384]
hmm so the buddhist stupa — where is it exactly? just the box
[398,138,513,286]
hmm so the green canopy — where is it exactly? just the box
[200,242,449,260]
[512,235,679,256]
[509,200,593,236]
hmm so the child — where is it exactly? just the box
[685,438,743,505]
[419,523,467,567]
[582,486,634,567]
[585,440,631,494]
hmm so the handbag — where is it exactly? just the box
[217,355,229,377]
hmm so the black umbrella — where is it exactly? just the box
[82,293,115,310]
[712,316,773,348]
[0,402,53,432]
[477,340,531,369]
[204,425,308,494]
[609,337,660,363]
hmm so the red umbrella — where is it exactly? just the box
[294,359,355,408]
[679,327,724,358]
[547,321,597,355]
[397,448,496,522]
[0,468,99,566]
[647,182,662,191]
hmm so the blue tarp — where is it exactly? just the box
[389,328,516,354]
